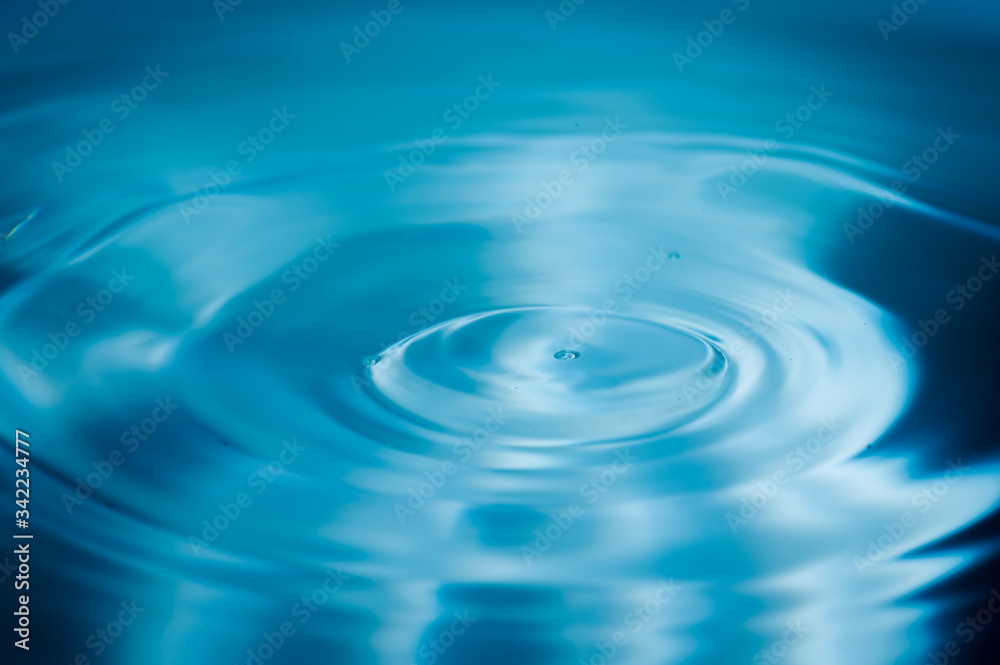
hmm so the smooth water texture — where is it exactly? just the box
[2,1,1000,664]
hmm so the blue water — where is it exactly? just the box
[3,1,1000,663]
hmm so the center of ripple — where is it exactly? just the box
[368,307,730,445]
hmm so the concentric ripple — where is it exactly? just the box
[4,135,989,665]
[2,4,1000,662]
[367,307,730,444]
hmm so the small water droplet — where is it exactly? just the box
[554,349,581,361]
[668,252,680,260]
[363,355,381,368]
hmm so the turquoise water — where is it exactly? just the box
[2,1,1000,663]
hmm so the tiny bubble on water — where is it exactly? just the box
[554,349,581,361]
[363,355,381,368]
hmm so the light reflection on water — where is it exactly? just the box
[1,1,1000,664]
